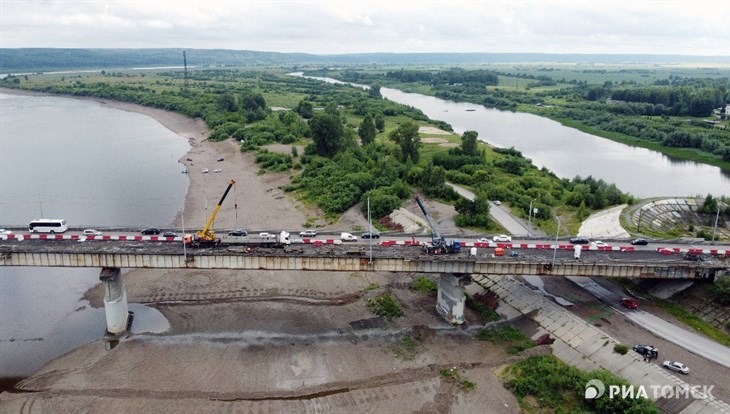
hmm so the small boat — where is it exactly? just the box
[466,109,476,112]
[181,169,188,174]
[214,168,222,173]
[202,168,209,173]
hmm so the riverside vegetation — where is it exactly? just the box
[2,68,637,235]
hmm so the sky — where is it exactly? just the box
[1,0,728,56]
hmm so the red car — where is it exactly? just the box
[620,297,639,309]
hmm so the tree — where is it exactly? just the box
[217,93,237,112]
[389,121,421,163]
[461,130,479,156]
[368,84,382,99]
[358,114,377,146]
[374,114,385,132]
[295,100,314,119]
[309,112,344,157]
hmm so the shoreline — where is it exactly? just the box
[0,87,315,232]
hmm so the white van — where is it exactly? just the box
[340,232,358,242]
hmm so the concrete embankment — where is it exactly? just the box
[473,274,729,414]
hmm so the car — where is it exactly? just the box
[163,231,178,238]
[569,237,590,245]
[620,297,639,309]
[476,237,491,243]
[202,168,209,173]
[217,157,224,162]
[83,229,102,236]
[228,229,248,237]
[299,230,317,237]
[632,344,658,356]
[259,232,275,239]
[340,232,357,242]
[493,200,501,206]
[493,234,512,242]
[0,229,13,235]
[631,238,649,246]
[591,240,608,248]
[141,227,160,235]
[662,361,689,374]
[361,231,380,239]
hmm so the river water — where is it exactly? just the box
[0,92,187,378]
[294,73,729,198]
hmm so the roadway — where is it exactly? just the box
[566,276,730,368]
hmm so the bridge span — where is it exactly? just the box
[0,239,726,280]
[1,238,726,336]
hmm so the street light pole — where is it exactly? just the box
[551,217,561,268]
[368,197,373,264]
[711,205,720,242]
[527,200,533,237]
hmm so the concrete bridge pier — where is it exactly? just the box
[436,274,471,324]
[99,267,130,336]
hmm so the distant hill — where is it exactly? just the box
[1,48,729,72]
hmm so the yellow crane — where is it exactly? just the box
[184,179,235,247]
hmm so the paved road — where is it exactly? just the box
[446,182,545,237]
[566,276,730,368]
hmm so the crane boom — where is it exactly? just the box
[197,179,235,240]
[414,196,442,242]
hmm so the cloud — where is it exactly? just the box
[0,0,728,55]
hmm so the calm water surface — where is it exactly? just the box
[294,73,729,198]
[0,92,186,377]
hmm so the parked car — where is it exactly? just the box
[493,234,512,242]
[620,297,639,309]
[632,344,658,356]
[476,237,490,243]
[259,232,275,239]
[361,231,380,239]
[163,231,178,238]
[591,240,608,248]
[299,230,317,237]
[83,229,102,236]
[630,238,649,246]
[569,237,590,245]
[0,229,14,235]
[340,232,357,242]
[493,200,501,206]
[141,227,161,235]
[662,361,689,374]
[228,229,248,237]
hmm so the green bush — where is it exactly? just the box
[411,276,437,294]
[366,292,403,321]
[614,344,628,355]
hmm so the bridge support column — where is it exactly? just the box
[436,274,470,325]
[100,267,129,336]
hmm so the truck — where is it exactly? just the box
[414,196,461,254]
[184,179,235,248]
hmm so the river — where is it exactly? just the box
[0,92,186,379]
[294,73,729,198]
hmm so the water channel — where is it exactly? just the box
[0,92,186,378]
[296,73,729,198]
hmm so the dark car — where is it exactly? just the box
[141,227,160,235]
[569,237,590,245]
[162,231,178,238]
[631,238,649,246]
[228,229,248,237]
[632,344,658,357]
[620,297,639,309]
[361,231,381,239]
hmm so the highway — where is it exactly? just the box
[566,276,730,368]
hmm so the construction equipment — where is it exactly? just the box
[184,179,235,247]
[414,196,461,254]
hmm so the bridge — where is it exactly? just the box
[1,237,726,337]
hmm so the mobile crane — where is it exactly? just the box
[414,196,461,254]
[184,179,235,248]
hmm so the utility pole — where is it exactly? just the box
[182,208,187,261]
[711,205,720,242]
[551,217,561,268]
[368,197,373,264]
[527,200,534,237]
[183,51,189,90]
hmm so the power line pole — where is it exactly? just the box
[183,51,189,90]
